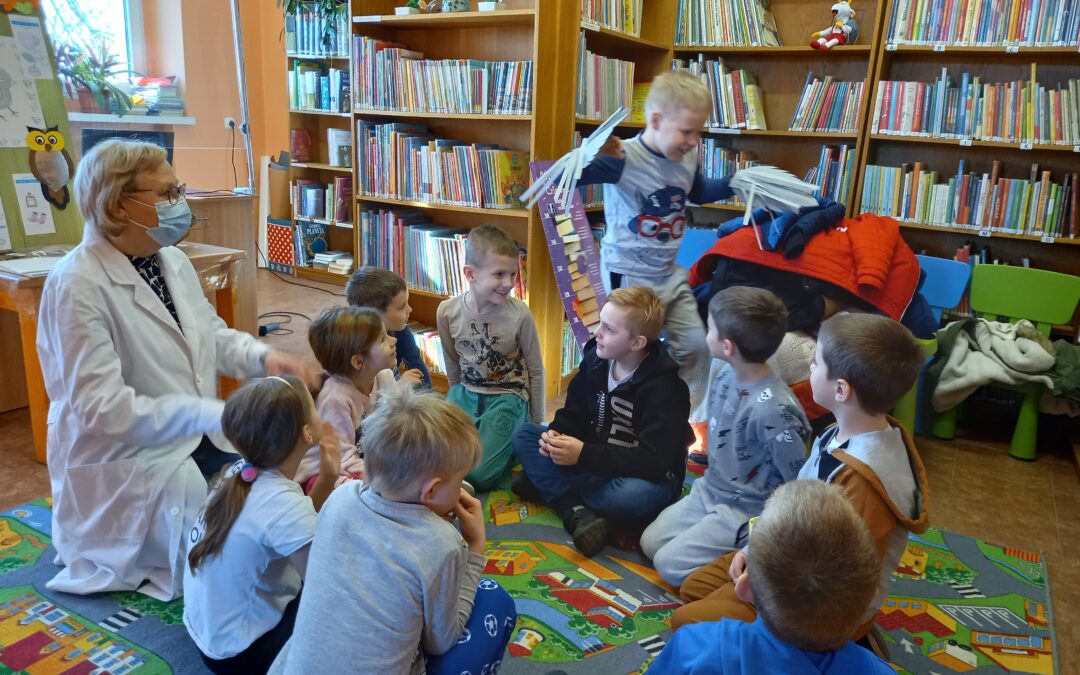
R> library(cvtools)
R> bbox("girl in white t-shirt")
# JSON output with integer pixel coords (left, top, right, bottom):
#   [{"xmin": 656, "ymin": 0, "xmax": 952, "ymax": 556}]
[
  {"xmin": 296, "ymin": 306, "xmax": 403, "ymax": 491},
  {"xmin": 183, "ymin": 375, "xmax": 341, "ymax": 674}
]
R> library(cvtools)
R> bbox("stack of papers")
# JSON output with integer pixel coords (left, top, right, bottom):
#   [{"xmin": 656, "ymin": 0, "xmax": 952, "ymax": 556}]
[{"xmin": 0, "ymin": 256, "xmax": 63, "ymax": 277}]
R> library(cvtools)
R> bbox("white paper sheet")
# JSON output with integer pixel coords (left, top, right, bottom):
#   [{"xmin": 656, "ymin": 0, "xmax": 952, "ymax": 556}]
[
  {"xmin": 12, "ymin": 173, "xmax": 56, "ymax": 236},
  {"xmin": 8, "ymin": 16, "xmax": 54, "ymax": 80},
  {"xmin": 0, "ymin": 256, "xmax": 62, "ymax": 276},
  {"xmin": 0, "ymin": 197, "xmax": 10, "ymax": 251},
  {"xmin": 0, "ymin": 37, "xmax": 46, "ymax": 148}
]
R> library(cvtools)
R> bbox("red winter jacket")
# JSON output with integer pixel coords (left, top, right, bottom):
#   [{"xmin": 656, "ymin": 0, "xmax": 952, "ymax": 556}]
[{"xmin": 689, "ymin": 213, "xmax": 920, "ymax": 320}]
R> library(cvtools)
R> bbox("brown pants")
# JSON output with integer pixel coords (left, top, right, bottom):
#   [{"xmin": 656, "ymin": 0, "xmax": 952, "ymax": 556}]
[{"xmin": 672, "ymin": 551, "xmax": 877, "ymax": 641}]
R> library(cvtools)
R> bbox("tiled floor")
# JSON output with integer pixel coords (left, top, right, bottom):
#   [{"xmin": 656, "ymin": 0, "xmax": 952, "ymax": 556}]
[{"xmin": 3, "ymin": 269, "xmax": 1077, "ymax": 672}]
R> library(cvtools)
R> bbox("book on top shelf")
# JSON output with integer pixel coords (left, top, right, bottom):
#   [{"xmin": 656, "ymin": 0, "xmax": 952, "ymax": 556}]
[
  {"xmin": 675, "ymin": 0, "xmax": 782, "ymax": 47},
  {"xmin": 285, "ymin": 2, "xmax": 350, "ymax": 56},
  {"xmin": 674, "ymin": 55, "xmax": 766, "ymax": 130},
  {"xmin": 871, "ymin": 67, "xmax": 1079, "ymax": 146},
  {"xmin": 352, "ymin": 36, "xmax": 534, "ymax": 115},
  {"xmin": 804, "ymin": 145, "xmax": 856, "ymax": 205},
  {"xmin": 885, "ymin": 0, "xmax": 1080, "ymax": 45},
  {"xmin": 790, "ymin": 73, "xmax": 864, "ymax": 133},
  {"xmin": 581, "ymin": 0, "xmax": 644, "ymax": 36}
]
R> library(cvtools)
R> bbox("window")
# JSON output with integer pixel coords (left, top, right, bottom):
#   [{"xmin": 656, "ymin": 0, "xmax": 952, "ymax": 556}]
[{"xmin": 42, "ymin": 0, "xmax": 144, "ymax": 77}]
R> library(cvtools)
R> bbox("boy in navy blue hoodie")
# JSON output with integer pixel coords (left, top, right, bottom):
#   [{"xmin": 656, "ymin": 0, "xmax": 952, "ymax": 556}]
[{"xmin": 511, "ymin": 286, "xmax": 693, "ymax": 557}]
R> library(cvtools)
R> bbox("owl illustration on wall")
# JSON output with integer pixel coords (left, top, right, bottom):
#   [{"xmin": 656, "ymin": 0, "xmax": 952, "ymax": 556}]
[{"xmin": 26, "ymin": 125, "xmax": 74, "ymax": 210}]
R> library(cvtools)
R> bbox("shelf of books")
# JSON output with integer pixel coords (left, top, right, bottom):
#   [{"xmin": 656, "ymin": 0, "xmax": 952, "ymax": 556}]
[
  {"xmin": 279, "ymin": 0, "xmax": 568, "ymax": 394},
  {"xmin": 854, "ymin": 0, "xmax": 1080, "ymax": 284}
]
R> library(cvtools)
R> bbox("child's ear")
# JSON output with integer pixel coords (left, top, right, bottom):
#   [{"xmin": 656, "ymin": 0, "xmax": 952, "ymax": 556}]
[
  {"xmin": 301, "ymin": 422, "xmax": 315, "ymax": 446},
  {"xmin": 350, "ymin": 354, "xmax": 364, "ymax": 371},
  {"xmin": 835, "ymin": 378, "xmax": 853, "ymax": 403},
  {"xmin": 630, "ymin": 335, "xmax": 648, "ymax": 352},
  {"xmin": 463, "ymin": 264, "xmax": 477, "ymax": 284},
  {"xmin": 648, "ymin": 109, "xmax": 662, "ymax": 130},
  {"xmin": 419, "ymin": 476, "xmax": 443, "ymax": 507},
  {"xmin": 722, "ymin": 338, "xmax": 737, "ymax": 359}
]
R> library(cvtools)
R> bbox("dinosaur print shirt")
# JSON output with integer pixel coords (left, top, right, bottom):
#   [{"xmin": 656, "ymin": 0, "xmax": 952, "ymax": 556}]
[
  {"xmin": 437, "ymin": 293, "xmax": 545, "ymax": 423},
  {"xmin": 700, "ymin": 362, "xmax": 811, "ymax": 509}
]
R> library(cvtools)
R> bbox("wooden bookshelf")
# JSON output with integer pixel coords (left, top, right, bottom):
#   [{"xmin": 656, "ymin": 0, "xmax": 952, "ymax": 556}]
[
  {"xmin": 854, "ymin": 0, "xmax": 1080, "ymax": 283},
  {"xmin": 354, "ymin": 195, "xmax": 531, "ymax": 218}
]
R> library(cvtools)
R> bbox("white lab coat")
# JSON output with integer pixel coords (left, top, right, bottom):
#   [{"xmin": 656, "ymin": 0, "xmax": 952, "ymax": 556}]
[{"xmin": 36, "ymin": 227, "xmax": 268, "ymax": 600}]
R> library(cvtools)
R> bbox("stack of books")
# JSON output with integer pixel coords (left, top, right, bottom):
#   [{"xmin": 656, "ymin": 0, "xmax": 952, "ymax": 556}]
[
  {"xmin": 285, "ymin": 2, "xmax": 350, "ymax": 56},
  {"xmin": 129, "ymin": 78, "xmax": 185, "ymax": 116},
  {"xmin": 355, "ymin": 121, "xmax": 529, "ymax": 209},
  {"xmin": 561, "ymin": 321, "xmax": 584, "ymax": 376},
  {"xmin": 697, "ymin": 142, "xmax": 757, "ymax": 207},
  {"xmin": 352, "ymin": 36, "xmax": 533, "ymax": 115},
  {"xmin": 789, "ymin": 74, "xmax": 864, "ymax": 133},
  {"xmin": 411, "ymin": 325, "xmax": 447, "ymax": 375},
  {"xmin": 674, "ymin": 56, "xmax": 766, "ymax": 130},
  {"xmin": 674, "ymin": 0, "xmax": 781, "ymax": 47},
  {"xmin": 871, "ymin": 67, "xmax": 1080, "ymax": 146},
  {"xmin": 313, "ymin": 251, "xmax": 353, "ymax": 273},
  {"xmin": 861, "ymin": 160, "xmax": 1079, "ymax": 238},
  {"xmin": 358, "ymin": 208, "xmax": 529, "ymax": 299},
  {"xmin": 289, "ymin": 61, "xmax": 350, "ymax": 113},
  {"xmin": 576, "ymin": 32, "xmax": 635, "ymax": 120},
  {"xmin": 580, "ymin": 0, "xmax": 644, "ymax": 35},
  {"xmin": 294, "ymin": 220, "xmax": 328, "ymax": 268},
  {"xmin": 885, "ymin": 0, "xmax": 1080, "ymax": 45},
  {"xmin": 292, "ymin": 176, "xmax": 353, "ymax": 224},
  {"xmin": 803, "ymin": 145, "xmax": 856, "ymax": 205}
]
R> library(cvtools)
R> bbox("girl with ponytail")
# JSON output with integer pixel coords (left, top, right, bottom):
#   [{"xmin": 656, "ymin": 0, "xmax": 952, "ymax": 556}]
[{"xmin": 183, "ymin": 375, "xmax": 340, "ymax": 674}]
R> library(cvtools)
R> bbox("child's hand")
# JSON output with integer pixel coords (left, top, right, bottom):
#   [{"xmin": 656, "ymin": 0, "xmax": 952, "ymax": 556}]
[
  {"xmin": 598, "ymin": 136, "xmax": 625, "ymax": 159},
  {"xmin": 454, "ymin": 490, "xmax": 486, "ymax": 555},
  {"xmin": 546, "ymin": 434, "xmax": 584, "ymax": 466},
  {"xmin": 264, "ymin": 350, "xmax": 321, "ymax": 390},
  {"xmin": 538, "ymin": 429, "xmax": 562, "ymax": 457},
  {"xmin": 318, "ymin": 422, "xmax": 343, "ymax": 478},
  {"xmin": 400, "ymin": 368, "xmax": 424, "ymax": 388}
]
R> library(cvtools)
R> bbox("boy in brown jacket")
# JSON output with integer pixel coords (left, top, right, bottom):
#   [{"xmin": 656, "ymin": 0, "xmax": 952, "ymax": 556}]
[{"xmin": 671, "ymin": 313, "xmax": 930, "ymax": 642}]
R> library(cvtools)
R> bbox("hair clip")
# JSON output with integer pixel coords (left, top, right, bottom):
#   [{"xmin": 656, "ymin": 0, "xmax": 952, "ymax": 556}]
[
  {"xmin": 239, "ymin": 463, "xmax": 259, "ymax": 483},
  {"xmin": 265, "ymin": 375, "xmax": 292, "ymax": 388}
]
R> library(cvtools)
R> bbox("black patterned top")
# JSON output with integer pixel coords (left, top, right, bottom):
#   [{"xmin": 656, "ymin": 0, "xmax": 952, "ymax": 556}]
[{"xmin": 127, "ymin": 255, "xmax": 181, "ymax": 330}]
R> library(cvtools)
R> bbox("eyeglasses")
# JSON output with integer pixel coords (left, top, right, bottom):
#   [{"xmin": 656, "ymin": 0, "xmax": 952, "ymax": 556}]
[{"xmin": 129, "ymin": 183, "xmax": 187, "ymax": 205}]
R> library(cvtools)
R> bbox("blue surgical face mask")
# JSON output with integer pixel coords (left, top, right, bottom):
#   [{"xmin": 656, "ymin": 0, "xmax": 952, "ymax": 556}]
[{"xmin": 128, "ymin": 196, "xmax": 194, "ymax": 247}]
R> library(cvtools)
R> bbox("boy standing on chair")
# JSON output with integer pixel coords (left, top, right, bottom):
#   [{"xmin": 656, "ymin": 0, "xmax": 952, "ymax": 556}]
[
  {"xmin": 671, "ymin": 313, "xmax": 930, "ymax": 645},
  {"xmin": 438, "ymin": 226, "xmax": 544, "ymax": 492},
  {"xmin": 511, "ymin": 287, "xmax": 692, "ymax": 557},
  {"xmin": 577, "ymin": 71, "xmax": 737, "ymax": 414}
]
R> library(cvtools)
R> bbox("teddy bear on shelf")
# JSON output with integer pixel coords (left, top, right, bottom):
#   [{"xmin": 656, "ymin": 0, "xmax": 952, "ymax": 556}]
[{"xmin": 810, "ymin": 1, "xmax": 859, "ymax": 50}]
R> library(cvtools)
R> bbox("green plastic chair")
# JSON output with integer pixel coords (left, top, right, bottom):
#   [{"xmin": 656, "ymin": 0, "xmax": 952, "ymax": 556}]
[
  {"xmin": 892, "ymin": 256, "xmax": 973, "ymax": 434},
  {"xmin": 930, "ymin": 264, "xmax": 1080, "ymax": 460}
]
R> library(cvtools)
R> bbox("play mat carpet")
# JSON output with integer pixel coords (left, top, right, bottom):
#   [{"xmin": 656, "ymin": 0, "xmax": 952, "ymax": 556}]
[{"xmin": 0, "ymin": 478, "xmax": 1058, "ymax": 674}]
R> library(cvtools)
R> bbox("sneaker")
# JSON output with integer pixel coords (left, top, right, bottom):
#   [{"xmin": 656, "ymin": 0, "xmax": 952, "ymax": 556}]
[
  {"xmin": 510, "ymin": 472, "xmax": 543, "ymax": 502},
  {"xmin": 565, "ymin": 507, "xmax": 609, "ymax": 557}
]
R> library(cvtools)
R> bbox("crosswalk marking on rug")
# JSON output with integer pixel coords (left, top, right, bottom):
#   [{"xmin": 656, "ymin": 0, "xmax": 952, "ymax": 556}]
[
  {"xmin": 950, "ymin": 583, "xmax": 986, "ymax": 598},
  {"xmin": 101, "ymin": 608, "xmax": 142, "ymax": 631},
  {"xmin": 638, "ymin": 635, "xmax": 666, "ymax": 656}
]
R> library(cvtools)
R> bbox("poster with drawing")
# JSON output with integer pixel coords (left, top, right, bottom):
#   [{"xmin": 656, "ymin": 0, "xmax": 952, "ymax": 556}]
[
  {"xmin": 12, "ymin": 173, "xmax": 56, "ymax": 235},
  {"xmin": 531, "ymin": 160, "xmax": 607, "ymax": 348},
  {"xmin": 8, "ymin": 16, "xmax": 55, "ymax": 80},
  {"xmin": 0, "ymin": 37, "xmax": 46, "ymax": 147}
]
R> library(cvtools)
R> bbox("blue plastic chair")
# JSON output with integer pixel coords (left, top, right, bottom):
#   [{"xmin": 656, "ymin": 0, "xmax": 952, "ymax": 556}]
[
  {"xmin": 891, "ymin": 256, "xmax": 972, "ymax": 434},
  {"xmin": 676, "ymin": 227, "xmax": 718, "ymax": 271}
]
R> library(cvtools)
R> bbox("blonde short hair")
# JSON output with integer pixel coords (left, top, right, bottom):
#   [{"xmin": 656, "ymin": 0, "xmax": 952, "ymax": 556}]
[
  {"xmin": 362, "ymin": 386, "xmax": 481, "ymax": 495},
  {"xmin": 465, "ymin": 225, "xmax": 519, "ymax": 267},
  {"xmin": 605, "ymin": 286, "xmax": 665, "ymax": 342},
  {"xmin": 750, "ymin": 480, "xmax": 881, "ymax": 651},
  {"xmin": 645, "ymin": 71, "xmax": 711, "ymax": 118},
  {"xmin": 74, "ymin": 139, "xmax": 169, "ymax": 236}
]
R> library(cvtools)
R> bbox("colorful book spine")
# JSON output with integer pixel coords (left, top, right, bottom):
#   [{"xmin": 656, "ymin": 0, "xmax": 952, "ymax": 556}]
[
  {"xmin": 674, "ymin": 0, "xmax": 782, "ymax": 46},
  {"xmin": 581, "ymin": 0, "xmax": 645, "ymax": 36},
  {"xmin": 802, "ymin": 145, "xmax": 856, "ymax": 205},
  {"xmin": 289, "ymin": 61, "xmax": 350, "ymax": 113},
  {"xmin": 789, "ymin": 74, "xmax": 864, "ymax": 133},
  {"xmin": 886, "ymin": 0, "xmax": 1080, "ymax": 44},
  {"xmin": 576, "ymin": 32, "xmax": 635, "ymax": 119},
  {"xmin": 285, "ymin": 2, "xmax": 350, "ymax": 57},
  {"xmin": 561, "ymin": 321, "xmax": 585, "ymax": 376},
  {"xmin": 674, "ymin": 56, "xmax": 767, "ymax": 130}
]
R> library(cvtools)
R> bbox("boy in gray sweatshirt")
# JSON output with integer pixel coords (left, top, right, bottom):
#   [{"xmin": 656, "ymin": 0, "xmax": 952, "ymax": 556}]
[{"xmin": 269, "ymin": 388, "xmax": 516, "ymax": 675}]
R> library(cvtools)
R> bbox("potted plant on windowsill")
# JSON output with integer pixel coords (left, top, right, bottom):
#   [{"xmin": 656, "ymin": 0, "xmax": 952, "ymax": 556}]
[
  {"xmin": 55, "ymin": 39, "xmax": 135, "ymax": 117},
  {"xmin": 278, "ymin": 0, "xmax": 349, "ymax": 52}
]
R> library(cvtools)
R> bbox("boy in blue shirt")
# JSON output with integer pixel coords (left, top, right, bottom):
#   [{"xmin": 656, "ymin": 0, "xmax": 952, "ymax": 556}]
[
  {"xmin": 346, "ymin": 266, "xmax": 430, "ymax": 388},
  {"xmin": 647, "ymin": 479, "xmax": 894, "ymax": 675}
]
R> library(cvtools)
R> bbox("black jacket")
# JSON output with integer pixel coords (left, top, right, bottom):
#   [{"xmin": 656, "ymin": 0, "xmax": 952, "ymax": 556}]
[{"xmin": 549, "ymin": 338, "xmax": 692, "ymax": 484}]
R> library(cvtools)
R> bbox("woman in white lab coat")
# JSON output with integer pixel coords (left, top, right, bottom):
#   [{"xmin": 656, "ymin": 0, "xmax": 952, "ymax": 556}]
[{"xmin": 36, "ymin": 139, "xmax": 311, "ymax": 600}]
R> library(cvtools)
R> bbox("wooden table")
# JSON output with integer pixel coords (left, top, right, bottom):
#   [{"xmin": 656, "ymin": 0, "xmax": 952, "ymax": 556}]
[{"xmin": 0, "ymin": 243, "xmax": 247, "ymax": 464}]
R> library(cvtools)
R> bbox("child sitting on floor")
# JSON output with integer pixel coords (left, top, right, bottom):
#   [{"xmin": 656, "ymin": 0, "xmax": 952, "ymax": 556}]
[
  {"xmin": 641, "ymin": 286, "xmax": 811, "ymax": 587},
  {"xmin": 346, "ymin": 266, "xmax": 429, "ymax": 388},
  {"xmin": 647, "ymin": 479, "xmax": 895, "ymax": 674},
  {"xmin": 294, "ymin": 306, "xmax": 400, "ymax": 491},
  {"xmin": 183, "ymin": 376, "xmax": 341, "ymax": 674},
  {"xmin": 511, "ymin": 286, "xmax": 692, "ymax": 557},
  {"xmin": 270, "ymin": 387, "xmax": 517, "ymax": 675},
  {"xmin": 437, "ymin": 225, "xmax": 545, "ymax": 492},
  {"xmin": 672, "ymin": 313, "xmax": 930, "ymax": 643}
]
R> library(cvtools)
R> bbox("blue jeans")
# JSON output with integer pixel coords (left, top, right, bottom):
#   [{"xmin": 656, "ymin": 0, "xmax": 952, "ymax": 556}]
[
  {"xmin": 512, "ymin": 423, "xmax": 681, "ymax": 522},
  {"xmin": 425, "ymin": 579, "xmax": 516, "ymax": 675}
]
